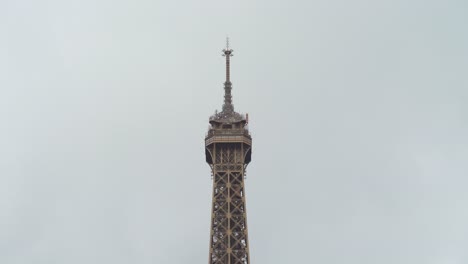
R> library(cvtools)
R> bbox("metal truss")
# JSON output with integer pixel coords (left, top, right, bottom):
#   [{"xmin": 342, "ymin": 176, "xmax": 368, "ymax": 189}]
[
  {"xmin": 208, "ymin": 144, "xmax": 250, "ymax": 264},
  {"xmin": 205, "ymin": 40, "xmax": 252, "ymax": 264}
]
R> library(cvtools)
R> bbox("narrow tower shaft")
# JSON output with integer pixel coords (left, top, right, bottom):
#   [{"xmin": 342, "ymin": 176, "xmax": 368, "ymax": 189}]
[
  {"xmin": 222, "ymin": 40, "xmax": 234, "ymax": 113},
  {"xmin": 209, "ymin": 144, "xmax": 250, "ymax": 264},
  {"xmin": 225, "ymin": 48, "xmax": 231, "ymax": 83},
  {"xmin": 206, "ymin": 40, "xmax": 252, "ymax": 264}
]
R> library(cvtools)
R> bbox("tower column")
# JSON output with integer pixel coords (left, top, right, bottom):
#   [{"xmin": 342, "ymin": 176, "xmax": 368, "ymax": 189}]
[
  {"xmin": 206, "ymin": 40, "xmax": 252, "ymax": 264},
  {"xmin": 209, "ymin": 144, "xmax": 250, "ymax": 264},
  {"xmin": 222, "ymin": 39, "xmax": 234, "ymax": 113}
]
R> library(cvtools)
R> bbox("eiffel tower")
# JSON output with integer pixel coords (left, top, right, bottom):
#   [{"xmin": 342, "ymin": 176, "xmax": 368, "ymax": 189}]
[{"xmin": 205, "ymin": 40, "xmax": 252, "ymax": 264}]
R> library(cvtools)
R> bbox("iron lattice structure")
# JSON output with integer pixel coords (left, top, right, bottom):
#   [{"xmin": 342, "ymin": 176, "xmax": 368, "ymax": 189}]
[{"xmin": 205, "ymin": 41, "xmax": 252, "ymax": 264}]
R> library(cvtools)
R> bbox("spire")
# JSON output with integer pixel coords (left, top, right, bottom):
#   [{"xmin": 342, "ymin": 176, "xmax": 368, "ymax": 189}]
[
  {"xmin": 209, "ymin": 38, "xmax": 244, "ymax": 123},
  {"xmin": 222, "ymin": 37, "xmax": 234, "ymax": 113}
]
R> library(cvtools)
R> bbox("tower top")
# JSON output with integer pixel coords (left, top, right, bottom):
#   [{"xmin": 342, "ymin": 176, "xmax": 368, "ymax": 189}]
[
  {"xmin": 222, "ymin": 37, "xmax": 233, "ymax": 110},
  {"xmin": 209, "ymin": 38, "xmax": 245, "ymax": 124},
  {"xmin": 223, "ymin": 37, "xmax": 233, "ymax": 57}
]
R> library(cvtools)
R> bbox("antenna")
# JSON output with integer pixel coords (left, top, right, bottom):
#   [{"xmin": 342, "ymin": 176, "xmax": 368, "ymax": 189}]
[
  {"xmin": 222, "ymin": 37, "xmax": 234, "ymax": 112},
  {"xmin": 222, "ymin": 36, "xmax": 233, "ymax": 57}
]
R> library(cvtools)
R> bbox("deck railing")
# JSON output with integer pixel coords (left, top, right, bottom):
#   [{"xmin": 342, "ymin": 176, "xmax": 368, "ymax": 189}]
[{"xmin": 205, "ymin": 129, "xmax": 250, "ymax": 138}]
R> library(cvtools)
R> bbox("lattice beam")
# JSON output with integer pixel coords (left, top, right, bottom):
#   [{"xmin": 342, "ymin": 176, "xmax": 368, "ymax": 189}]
[{"xmin": 208, "ymin": 144, "xmax": 250, "ymax": 264}]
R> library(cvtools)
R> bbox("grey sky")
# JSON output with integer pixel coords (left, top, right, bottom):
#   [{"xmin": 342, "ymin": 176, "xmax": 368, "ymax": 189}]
[{"xmin": 1, "ymin": 0, "xmax": 468, "ymax": 263}]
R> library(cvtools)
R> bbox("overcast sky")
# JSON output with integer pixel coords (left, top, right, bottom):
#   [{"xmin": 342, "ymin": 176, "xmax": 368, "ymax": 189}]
[{"xmin": 1, "ymin": 0, "xmax": 468, "ymax": 263}]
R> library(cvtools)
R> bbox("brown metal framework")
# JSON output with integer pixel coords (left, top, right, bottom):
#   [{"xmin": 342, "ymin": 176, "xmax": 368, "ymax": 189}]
[{"xmin": 205, "ymin": 40, "xmax": 252, "ymax": 264}]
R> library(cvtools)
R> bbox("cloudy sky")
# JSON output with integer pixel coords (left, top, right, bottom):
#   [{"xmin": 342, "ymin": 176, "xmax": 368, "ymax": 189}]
[{"xmin": 1, "ymin": 0, "xmax": 468, "ymax": 263}]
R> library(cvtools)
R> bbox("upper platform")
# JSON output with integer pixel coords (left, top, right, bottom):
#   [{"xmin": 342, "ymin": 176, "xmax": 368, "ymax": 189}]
[{"xmin": 205, "ymin": 123, "xmax": 251, "ymax": 147}]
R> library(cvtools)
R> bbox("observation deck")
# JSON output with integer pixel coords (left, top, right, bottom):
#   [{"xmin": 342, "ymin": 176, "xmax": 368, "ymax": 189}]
[{"xmin": 205, "ymin": 127, "xmax": 252, "ymax": 146}]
